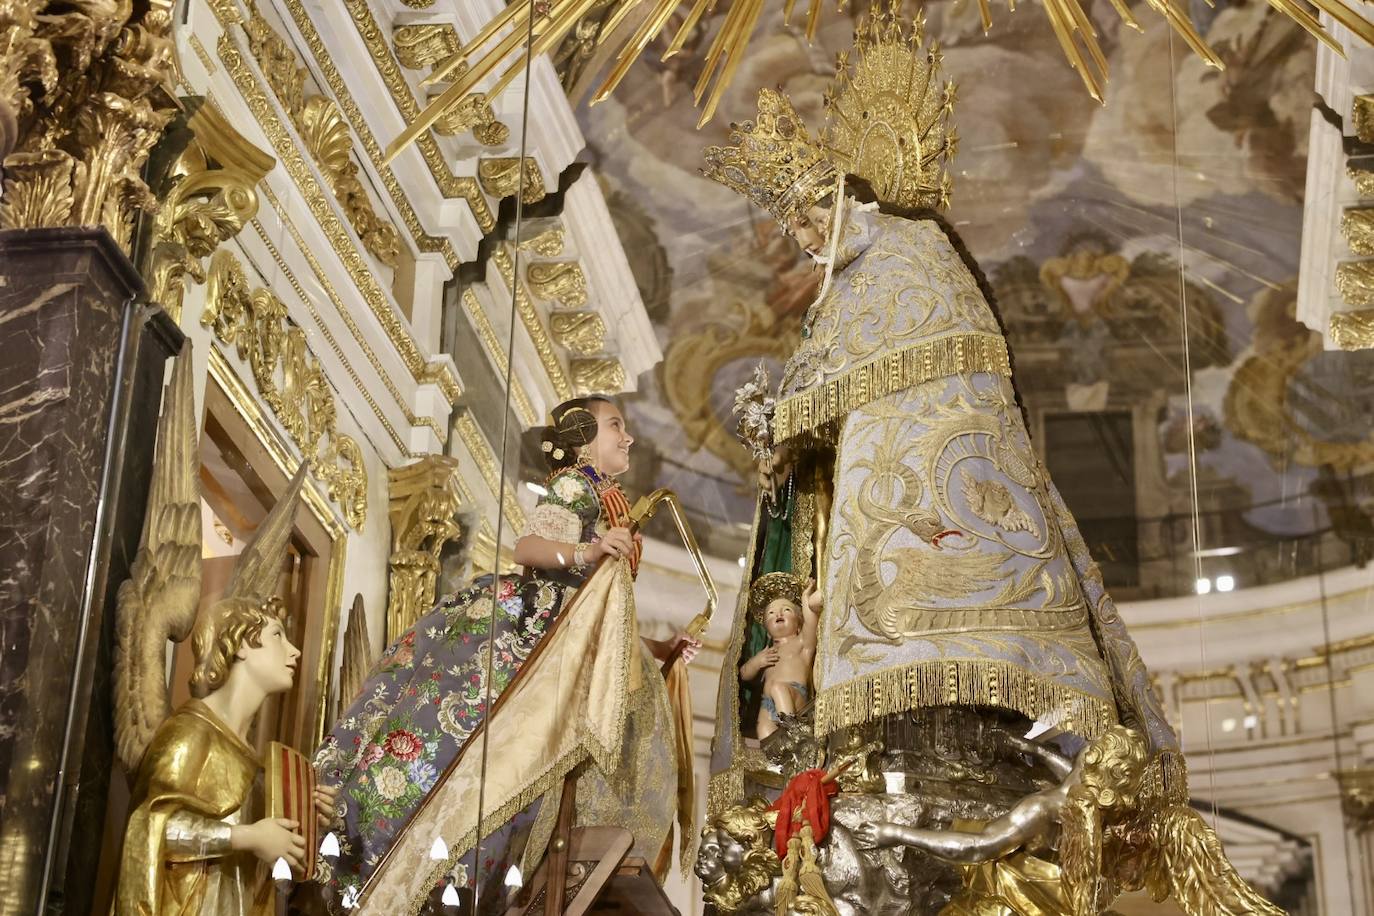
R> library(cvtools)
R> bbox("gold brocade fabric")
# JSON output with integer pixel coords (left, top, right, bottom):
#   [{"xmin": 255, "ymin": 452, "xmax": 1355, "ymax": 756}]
[
  {"xmin": 358, "ymin": 559, "xmax": 652, "ymax": 914},
  {"xmin": 813, "ymin": 378, "xmax": 1120, "ymax": 739},
  {"xmin": 117, "ymin": 700, "xmax": 271, "ymax": 916}
]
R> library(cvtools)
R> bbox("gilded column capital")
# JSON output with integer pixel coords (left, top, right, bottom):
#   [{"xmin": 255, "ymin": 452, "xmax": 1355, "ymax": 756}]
[
  {"xmin": 385, "ymin": 455, "xmax": 464, "ymax": 640},
  {"xmin": 0, "ymin": 0, "xmax": 177, "ymax": 250}
]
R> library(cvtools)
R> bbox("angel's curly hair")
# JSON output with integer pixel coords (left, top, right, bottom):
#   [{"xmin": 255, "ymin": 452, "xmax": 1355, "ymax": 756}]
[{"xmin": 189, "ymin": 595, "xmax": 289, "ymax": 698}]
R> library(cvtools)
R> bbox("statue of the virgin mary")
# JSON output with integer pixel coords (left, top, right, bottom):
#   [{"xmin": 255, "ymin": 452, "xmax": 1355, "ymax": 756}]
[{"xmin": 702, "ymin": 11, "xmax": 1180, "ymax": 815}]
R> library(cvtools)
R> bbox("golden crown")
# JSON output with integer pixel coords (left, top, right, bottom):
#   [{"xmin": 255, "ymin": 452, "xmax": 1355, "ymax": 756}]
[
  {"xmin": 823, "ymin": 4, "xmax": 957, "ymax": 211},
  {"xmin": 702, "ymin": 89, "xmax": 838, "ymax": 225},
  {"xmin": 749, "ymin": 571, "xmax": 803, "ymax": 623}
]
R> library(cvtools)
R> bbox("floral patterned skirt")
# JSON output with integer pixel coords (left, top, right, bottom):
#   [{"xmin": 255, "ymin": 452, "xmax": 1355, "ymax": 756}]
[{"xmin": 313, "ymin": 571, "xmax": 575, "ymax": 908}]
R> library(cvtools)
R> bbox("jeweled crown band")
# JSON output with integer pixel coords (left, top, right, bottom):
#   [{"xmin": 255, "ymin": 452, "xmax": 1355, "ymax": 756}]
[{"xmin": 773, "ymin": 331, "xmax": 1012, "ymax": 443}]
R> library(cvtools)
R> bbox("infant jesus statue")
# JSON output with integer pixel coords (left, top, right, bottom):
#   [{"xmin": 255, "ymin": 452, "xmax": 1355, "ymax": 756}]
[{"xmin": 739, "ymin": 572, "xmax": 821, "ymax": 740}]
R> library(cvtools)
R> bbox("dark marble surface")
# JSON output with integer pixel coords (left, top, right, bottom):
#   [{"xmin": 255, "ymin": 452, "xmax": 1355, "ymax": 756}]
[
  {"xmin": 0, "ymin": 228, "xmax": 146, "ymax": 915},
  {"xmin": 56, "ymin": 306, "xmax": 182, "ymax": 916}
]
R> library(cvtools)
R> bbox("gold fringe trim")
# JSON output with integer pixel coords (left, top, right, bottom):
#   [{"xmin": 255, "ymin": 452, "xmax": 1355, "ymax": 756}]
[
  {"xmin": 812, "ymin": 658, "xmax": 1119, "ymax": 740},
  {"xmin": 774, "ymin": 332, "xmax": 1012, "ymax": 443}
]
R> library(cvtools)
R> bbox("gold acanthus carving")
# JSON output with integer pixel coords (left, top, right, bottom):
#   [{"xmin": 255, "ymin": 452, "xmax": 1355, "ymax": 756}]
[
  {"xmin": 243, "ymin": 7, "xmax": 401, "ymax": 268},
  {"xmin": 334, "ymin": 0, "xmax": 495, "ymax": 225},
  {"xmin": 550, "ymin": 311, "xmax": 607, "ymax": 355},
  {"xmin": 1342, "ymin": 207, "xmax": 1374, "ymax": 256},
  {"xmin": 214, "ymin": 0, "xmax": 470, "ymax": 263},
  {"xmin": 215, "ymin": 35, "xmax": 463, "ymax": 408},
  {"xmin": 1331, "ymin": 309, "xmax": 1374, "ymax": 350},
  {"xmin": 478, "ymin": 156, "xmax": 547, "ymax": 204},
  {"xmin": 148, "ymin": 102, "xmax": 275, "ymax": 322},
  {"xmin": 526, "ymin": 260, "xmax": 589, "ymax": 307},
  {"xmin": 386, "ymin": 456, "xmax": 463, "ymax": 640},
  {"xmin": 203, "ymin": 249, "xmax": 369, "ymax": 529},
  {"xmin": 0, "ymin": 0, "xmax": 177, "ymax": 251},
  {"xmin": 493, "ymin": 247, "xmax": 573, "ymax": 399},
  {"xmin": 571, "ymin": 356, "xmax": 626, "ymax": 395},
  {"xmin": 520, "ymin": 224, "xmax": 566, "ymax": 258},
  {"xmin": 392, "ymin": 25, "xmax": 507, "ymax": 146},
  {"xmin": 1336, "ymin": 261, "xmax": 1374, "ymax": 306}
]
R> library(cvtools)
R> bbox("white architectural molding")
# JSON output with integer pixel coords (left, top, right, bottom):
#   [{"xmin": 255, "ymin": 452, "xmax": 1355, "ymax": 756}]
[
  {"xmin": 1296, "ymin": 14, "xmax": 1374, "ymax": 347},
  {"xmin": 563, "ymin": 170, "xmax": 663, "ymax": 388}
]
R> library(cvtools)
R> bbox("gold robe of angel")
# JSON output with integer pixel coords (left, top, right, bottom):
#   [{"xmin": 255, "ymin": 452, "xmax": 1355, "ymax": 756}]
[{"xmin": 119, "ymin": 700, "xmax": 271, "ymax": 916}]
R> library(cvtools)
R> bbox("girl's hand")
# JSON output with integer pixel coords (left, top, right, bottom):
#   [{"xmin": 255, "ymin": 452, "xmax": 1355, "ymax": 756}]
[
  {"xmin": 589, "ymin": 527, "xmax": 635, "ymax": 562},
  {"xmin": 669, "ymin": 631, "xmax": 701, "ymax": 665},
  {"xmin": 313, "ymin": 783, "xmax": 340, "ymax": 829}
]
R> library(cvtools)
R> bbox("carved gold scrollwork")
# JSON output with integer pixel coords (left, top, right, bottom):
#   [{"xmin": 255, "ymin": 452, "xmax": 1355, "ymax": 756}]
[
  {"xmin": 1342, "ymin": 208, "xmax": 1374, "ymax": 256},
  {"xmin": 550, "ymin": 311, "xmax": 606, "ymax": 355},
  {"xmin": 243, "ymin": 5, "xmax": 401, "ymax": 268},
  {"xmin": 148, "ymin": 103, "xmax": 275, "ymax": 322},
  {"xmin": 0, "ymin": 0, "xmax": 177, "ymax": 250},
  {"xmin": 527, "ymin": 260, "xmax": 589, "ymax": 307},
  {"xmin": 1354, "ymin": 95, "xmax": 1374, "ymax": 146},
  {"xmin": 392, "ymin": 24, "xmax": 508, "ymax": 146},
  {"xmin": 478, "ymin": 156, "xmax": 546, "ymax": 204},
  {"xmin": 1352, "ymin": 166, "xmax": 1374, "ymax": 199},
  {"xmin": 386, "ymin": 455, "xmax": 463, "ymax": 641},
  {"xmin": 1331, "ymin": 309, "xmax": 1374, "ymax": 350},
  {"xmin": 520, "ymin": 224, "xmax": 566, "ymax": 258},
  {"xmin": 1336, "ymin": 261, "xmax": 1374, "ymax": 306},
  {"xmin": 203, "ymin": 250, "xmax": 369, "ymax": 529},
  {"xmin": 571, "ymin": 357, "xmax": 625, "ymax": 395}
]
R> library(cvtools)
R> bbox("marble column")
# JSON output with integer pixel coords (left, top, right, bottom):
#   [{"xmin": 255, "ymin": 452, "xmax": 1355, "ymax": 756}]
[{"xmin": 0, "ymin": 228, "xmax": 181, "ymax": 915}]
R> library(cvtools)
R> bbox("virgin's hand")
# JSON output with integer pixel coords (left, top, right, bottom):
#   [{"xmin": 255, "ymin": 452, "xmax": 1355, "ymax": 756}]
[
  {"xmin": 232, "ymin": 818, "xmax": 306, "ymax": 871},
  {"xmin": 590, "ymin": 527, "xmax": 635, "ymax": 562},
  {"xmin": 756, "ymin": 455, "xmax": 776, "ymax": 502}
]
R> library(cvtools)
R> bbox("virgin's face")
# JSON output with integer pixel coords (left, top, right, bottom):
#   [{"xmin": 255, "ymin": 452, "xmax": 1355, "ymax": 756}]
[
  {"xmin": 786, "ymin": 203, "xmax": 831, "ymax": 255},
  {"xmin": 589, "ymin": 402, "xmax": 633, "ymax": 476},
  {"xmin": 237, "ymin": 618, "xmax": 300, "ymax": 695}
]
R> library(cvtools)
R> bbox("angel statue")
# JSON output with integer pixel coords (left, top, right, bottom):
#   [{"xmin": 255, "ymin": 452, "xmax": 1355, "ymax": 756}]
[
  {"xmin": 113, "ymin": 349, "xmax": 332, "ymax": 916},
  {"xmin": 855, "ymin": 726, "xmax": 1282, "ymax": 916},
  {"xmin": 700, "ymin": 6, "xmax": 1279, "ymax": 914}
]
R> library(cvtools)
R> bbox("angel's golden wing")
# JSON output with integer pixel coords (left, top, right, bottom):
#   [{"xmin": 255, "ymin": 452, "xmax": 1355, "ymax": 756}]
[
  {"xmin": 1058, "ymin": 792, "xmax": 1102, "ymax": 916},
  {"xmin": 1146, "ymin": 805, "xmax": 1285, "ymax": 916},
  {"xmin": 113, "ymin": 349, "xmax": 202, "ymax": 773}
]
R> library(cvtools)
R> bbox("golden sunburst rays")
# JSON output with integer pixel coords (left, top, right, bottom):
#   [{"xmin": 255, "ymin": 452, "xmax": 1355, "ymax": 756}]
[{"xmin": 381, "ymin": 0, "xmax": 1374, "ymax": 166}]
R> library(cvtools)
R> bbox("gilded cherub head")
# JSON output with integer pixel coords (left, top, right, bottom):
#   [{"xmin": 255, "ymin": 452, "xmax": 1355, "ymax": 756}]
[{"xmin": 697, "ymin": 798, "xmax": 780, "ymax": 912}]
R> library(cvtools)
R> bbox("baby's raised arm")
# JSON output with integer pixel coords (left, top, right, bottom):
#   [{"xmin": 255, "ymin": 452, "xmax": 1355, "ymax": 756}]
[{"xmin": 801, "ymin": 579, "xmax": 822, "ymax": 651}]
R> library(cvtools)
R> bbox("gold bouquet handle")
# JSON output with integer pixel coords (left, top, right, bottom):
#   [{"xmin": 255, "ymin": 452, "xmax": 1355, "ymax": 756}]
[{"xmin": 628, "ymin": 488, "xmax": 717, "ymax": 671}]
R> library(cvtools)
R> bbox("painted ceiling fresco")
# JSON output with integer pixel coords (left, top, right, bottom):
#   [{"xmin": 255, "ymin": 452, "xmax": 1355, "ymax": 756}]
[{"xmin": 567, "ymin": 0, "xmax": 1374, "ymax": 588}]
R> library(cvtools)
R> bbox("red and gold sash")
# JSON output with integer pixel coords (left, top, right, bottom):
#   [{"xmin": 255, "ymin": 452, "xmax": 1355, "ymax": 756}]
[{"xmin": 598, "ymin": 483, "xmax": 642, "ymax": 575}]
